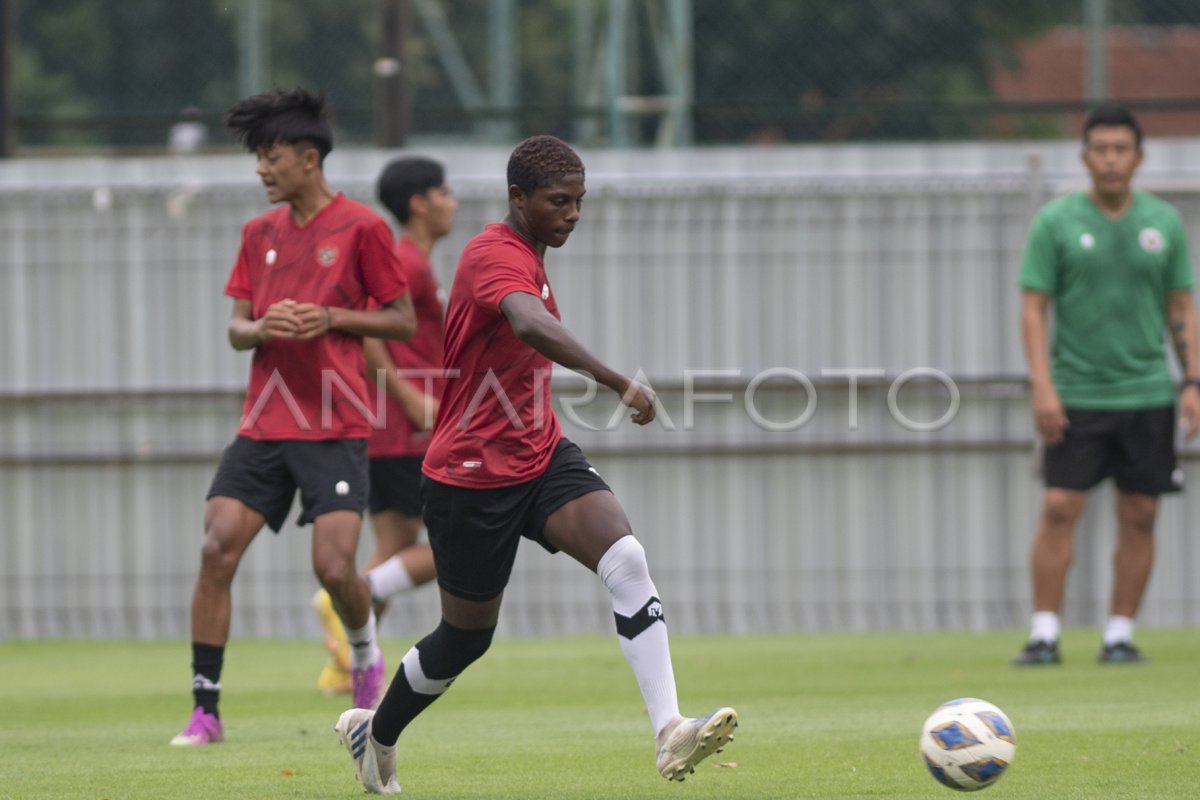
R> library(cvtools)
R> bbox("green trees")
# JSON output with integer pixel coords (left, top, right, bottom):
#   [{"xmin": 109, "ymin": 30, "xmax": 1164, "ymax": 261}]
[
  {"xmin": 691, "ymin": 0, "xmax": 1077, "ymax": 141},
  {"xmin": 10, "ymin": 0, "xmax": 1193, "ymax": 149},
  {"xmin": 17, "ymin": 0, "xmax": 235, "ymax": 147}
]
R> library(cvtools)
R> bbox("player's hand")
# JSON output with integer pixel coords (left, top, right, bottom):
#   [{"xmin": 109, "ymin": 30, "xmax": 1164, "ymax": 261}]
[
  {"xmin": 1031, "ymin": 383, "xmax": 1068, "ymax": 445},
  {"xmin": 292, "ymin": 302, "xmax": 333, "ymax": 340},
  {"xmin": 257, "ymin": 299, "xmax": 303, "ymax": 341},
  {"xmin": 1180, "ymin": 384, "xmax": 1200, "ymax": 441},
  {"xmin": 620, "ymin": 378, "xmax": 657, "ymax": 425}
]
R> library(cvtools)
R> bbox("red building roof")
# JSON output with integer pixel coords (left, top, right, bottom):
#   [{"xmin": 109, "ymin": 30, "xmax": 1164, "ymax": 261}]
[{"xmin": 990, "ymin": 26, "xmax": 1200, "ymax": 136}]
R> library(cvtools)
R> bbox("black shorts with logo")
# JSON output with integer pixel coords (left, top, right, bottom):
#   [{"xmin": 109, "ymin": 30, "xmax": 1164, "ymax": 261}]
[
  {"xmin": 1043, "ymin": 406, "xmax": 1181, "ymax": 495},
  {"xmin": 207, "ymin": 436, "xmax": 369, "ymax": 531},
  {"xmin": 368, "ymin": 455, "xmax": 425, "ymax": 517},
  {"xmin": 421, "ymin": 438, "xmax": 611, "ymax": 602}
]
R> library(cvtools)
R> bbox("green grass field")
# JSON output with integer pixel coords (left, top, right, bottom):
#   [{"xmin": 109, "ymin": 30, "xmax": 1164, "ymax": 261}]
[{"xmin": 1, "ymin": 629, "xmax": 1197, "ymax": 799}]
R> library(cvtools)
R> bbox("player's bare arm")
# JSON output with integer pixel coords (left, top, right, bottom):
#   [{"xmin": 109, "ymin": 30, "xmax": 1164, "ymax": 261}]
[
  {"xmin": 295, "ymin": 293, "xmax": 416, "ymax": 342},
  {"xmin": 500, "ymin": 291, "xmax": 656, "ymax": 424},
  {"xmin": 1167, "ymin": 288, "xmax": 1200, "ymax": 439},
  {"xmin": 363, "ymin": 336, "xmax": 439, "ymax": 430},
  {"xmin": 1020, "ymin": 290, "xmax": 1067, "ymax": 444}
]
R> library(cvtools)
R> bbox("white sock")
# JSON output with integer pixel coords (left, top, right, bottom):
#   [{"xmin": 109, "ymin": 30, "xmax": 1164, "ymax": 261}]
[
  {"xmin": 367, "ymin": 555, "xmax": 415, "ymax": 602},
  {"xmin": 1103, "ymin": 615, "xmax": 1134, "ymax": 646},
  {"xmin": 1030, "ymin": 611, "xmax": 1060, "ymax": 643},
  {"xmin": 345, "ymin": 610, "xmax": 381, "ymax": 670},
  {"xmin": 597, "ymin": 535, "xmax": 680, "ymax": 736}
]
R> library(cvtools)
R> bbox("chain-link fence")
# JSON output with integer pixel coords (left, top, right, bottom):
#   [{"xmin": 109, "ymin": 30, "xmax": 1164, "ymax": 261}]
[{"xmin": 6, "ymin": 0, "xmax": 1200, "ymax": 154}]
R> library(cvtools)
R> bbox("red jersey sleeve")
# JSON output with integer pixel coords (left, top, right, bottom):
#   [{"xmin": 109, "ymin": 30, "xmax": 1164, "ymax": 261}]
[
  {"xmin": 474, "ymin": 243, "xmax": 542, "ymax": 313},
  {"xmin": 224, "ymin": 226, "xmax": 254, "ymax": 300},
  {"xmin": 359, "ymin": 217, "xmax": 409, "ymax": 306}
]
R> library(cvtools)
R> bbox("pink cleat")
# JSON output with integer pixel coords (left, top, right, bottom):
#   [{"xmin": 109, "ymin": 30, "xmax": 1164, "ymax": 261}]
[
  {"xmin": 352, "ymin": 652, "xmax": 387, "ymax": 710},
  {"xmin": 169, "ymin": 706, "xmax": 224, "ymax": 747}
]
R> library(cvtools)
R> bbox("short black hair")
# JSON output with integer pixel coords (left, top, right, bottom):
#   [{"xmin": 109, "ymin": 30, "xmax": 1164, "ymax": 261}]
[
  {"xmin": 224, "ymin": 87, "xmax": 333, "ymax": 162},
  {"xmin": 507, "ymin": 135, "xmax": 584, "ymax": 194},
  {"xmin": 377, "ymin": 157, "xmax": 445, "ymax": 224},
  {"xmin": 1083, "ymin": 105, "xmax": 1142, "ymax": 150}
]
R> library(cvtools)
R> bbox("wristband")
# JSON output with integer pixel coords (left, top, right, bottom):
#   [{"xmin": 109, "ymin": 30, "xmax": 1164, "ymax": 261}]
[{"xmin": 1183, "ymin": 378, "xmax": 1200, "ymax": 390}]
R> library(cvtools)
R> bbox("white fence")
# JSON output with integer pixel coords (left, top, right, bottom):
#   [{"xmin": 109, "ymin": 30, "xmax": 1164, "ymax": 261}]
[{"xmin": 3, "ymin": 140, "xmax": 1200, "ymax": 640}]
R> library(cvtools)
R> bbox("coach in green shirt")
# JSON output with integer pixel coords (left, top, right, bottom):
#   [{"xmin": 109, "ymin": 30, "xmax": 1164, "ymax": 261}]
[{"xmin": 1013, "ymin": 106, "xmax": 1200, "ymax": 666}]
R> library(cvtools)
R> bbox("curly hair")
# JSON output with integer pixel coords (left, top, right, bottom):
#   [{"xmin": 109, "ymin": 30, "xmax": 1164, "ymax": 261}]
[
  {"xmin": 507, "ymin": 135, "xmax": 584, "ymax": 193},
  {"xmin": 224, "ymin": 87, "xmax": 333, "ymax": 162}
]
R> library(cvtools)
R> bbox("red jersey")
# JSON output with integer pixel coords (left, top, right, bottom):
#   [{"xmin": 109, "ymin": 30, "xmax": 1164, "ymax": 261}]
[
  {"xmin": 422, "ymin": 223, "xmax": 563, "ymax": 487},
  {"xmin": 368, "ymin": 236, "xmax": 446, "ymax": 458},
  {"xmin": 224, "ymin": 194, "xmax": 409, "ymax": 441}
]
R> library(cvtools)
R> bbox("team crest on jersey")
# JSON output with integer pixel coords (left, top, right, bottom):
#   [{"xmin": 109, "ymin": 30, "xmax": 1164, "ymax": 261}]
[
  {"xmin": 265, "ymin": 248, "xmax": 278, "ymax": 265},
  {"xmin": 1139, "ymin": 227, "xmax": 1164, "ymax": 254},
  {"xmin": 317, "ymin": 242, "xmax": 341, "ymax": 267},
  {"xmin": 541, "ymin": 283, "xmax": 550, "ymax": 300},
  {"xmin": 1079, "ymin": 233, "xmax": 1095, "ymax": 250}
]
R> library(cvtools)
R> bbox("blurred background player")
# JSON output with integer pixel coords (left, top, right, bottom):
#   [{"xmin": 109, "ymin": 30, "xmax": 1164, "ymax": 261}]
[
  {"xmin": 170, "ymin": 87, "xmax": 416, "ymax": 746},
  {"xmin": 1012, "ymin": 106, "xmax": 1200, "ymax": 667},
  {"xmin": 314, "ymin": 156, "xmax": 455, "ymax": 695},
  {"xmin": 334, "ymin": 135, "xmax": 736, "ymax": 794},
  {"xmin": 167, "ymin": 105, "xmax": 208, "ymax": 154}
]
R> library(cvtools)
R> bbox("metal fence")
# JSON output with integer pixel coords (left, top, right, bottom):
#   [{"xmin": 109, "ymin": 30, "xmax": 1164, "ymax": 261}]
[{"xmin": 3, "ymin": 138, "xmax": 1200, "ymax": 640}]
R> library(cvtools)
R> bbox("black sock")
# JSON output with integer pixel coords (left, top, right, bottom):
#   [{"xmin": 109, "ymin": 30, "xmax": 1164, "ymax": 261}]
[
  {"xmin": 372, "ymin": 622, "xmax": 494, "ymax": 746},
  {"xmin": 191, "ymin": 642, "xmax": 224, "ymax": 718}
]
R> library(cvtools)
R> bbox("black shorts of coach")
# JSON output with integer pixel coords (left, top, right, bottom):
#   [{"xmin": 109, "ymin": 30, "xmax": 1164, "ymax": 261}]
[
  {"xmin": 420, "ymin": 438, "xmax": 612, "ymax": 602},
  {"xmin": 368, "ymin": 455, "xmax": 425, "ymax": 517},
  {"xmin": 1043, "ymin": 406, "xmax": 1181, "ymax": 496},
  {"xmin": 207, "ymin": 436, "xmax": 369, "ymax": 532}
]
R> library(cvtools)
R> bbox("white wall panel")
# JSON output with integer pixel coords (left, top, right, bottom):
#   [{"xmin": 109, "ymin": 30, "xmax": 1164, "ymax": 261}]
[{"xmin": 3, "ymin": 140, "xmax": 1200, "ymax": 639}]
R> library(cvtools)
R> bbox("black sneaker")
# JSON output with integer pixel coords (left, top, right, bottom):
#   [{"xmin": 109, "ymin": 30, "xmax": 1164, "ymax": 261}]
[
  {"xmin": 1098, "ymin": 641, "xmax": 1147, "ymax": 664},
  {"xmin": 1011, "ymin": 639, "xmax": 1061, "ymax": 665}
]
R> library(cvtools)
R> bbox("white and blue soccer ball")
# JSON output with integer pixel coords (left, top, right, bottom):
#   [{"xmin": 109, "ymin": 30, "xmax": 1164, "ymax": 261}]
[{"xmin": 919, "ymin": 698, "xmax": 1016, "ymax": 791}]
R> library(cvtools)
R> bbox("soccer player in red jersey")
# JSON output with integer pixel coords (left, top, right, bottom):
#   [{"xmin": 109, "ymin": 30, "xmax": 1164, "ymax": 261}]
[
  {"xmin": 170, "ymin": 88, "xmax": 416, "ymax": 746},
  {"xmin": 313, "ymin": 157, "xmax": 453, "ymax": 695},
  {"xmin": 335, "ymin": 136, "xmax": 737, "ymax": 794}
]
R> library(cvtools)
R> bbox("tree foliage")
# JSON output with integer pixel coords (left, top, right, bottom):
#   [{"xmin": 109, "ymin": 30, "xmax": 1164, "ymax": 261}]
[
  {"xmin": 691, "ymin": 0, "xmax": 1080, "ymax": 141},
  {"xmin": 10, "ymin": 0, "xmax": 1197, "ymax": 149}
]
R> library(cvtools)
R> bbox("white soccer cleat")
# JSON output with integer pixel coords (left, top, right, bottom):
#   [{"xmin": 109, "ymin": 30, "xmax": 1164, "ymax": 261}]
[
  {"xmin": 655, "ymin": 707, "xmax": 738, "ymax": 781},
  {"xmin": 335, "ymin": 708, "xmax": 402, "ymax": 795}
]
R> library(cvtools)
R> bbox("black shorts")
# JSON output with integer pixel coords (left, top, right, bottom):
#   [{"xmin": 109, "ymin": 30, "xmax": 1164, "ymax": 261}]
[
  {"xmin": 421, "ymin": 438, "xmax": 611, "ymax": 602},
  {"xmin": 207, "ymin": 436, "xmax": 369, "ymax": 532},
  {"xmin": 368, "ymin": 455, "xmax": 424, "ymax": 517},
  {"xmin": 1043, "ymin": 406, "xmax": 1181, "ymax": 495}
]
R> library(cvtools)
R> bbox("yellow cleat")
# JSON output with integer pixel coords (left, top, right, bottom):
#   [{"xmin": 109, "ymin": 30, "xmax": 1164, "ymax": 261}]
[
  {"xmin": 318, "ymin": 658, "xmax": 353, "ymax": 695},
  {"xmin": 312, "ymin": 589, "xmax": 353, "ymax": 695}
]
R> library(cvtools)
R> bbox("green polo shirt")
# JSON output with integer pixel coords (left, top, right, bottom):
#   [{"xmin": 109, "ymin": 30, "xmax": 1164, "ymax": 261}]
[{"xmin": 1019, "ymin": 191, "xmax": 1194, "ymax": 409}]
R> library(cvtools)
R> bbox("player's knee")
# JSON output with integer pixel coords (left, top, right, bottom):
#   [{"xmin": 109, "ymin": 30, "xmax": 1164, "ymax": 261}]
[
  {"xmin": 597, "ymin": 535, "xmax": 651, "ymax": 589},
  {"xmin": 1117, "ymin": 496, "xmax": 1157, "ymax": 532},
  {"xmin": 418, "ymin": 620, "xmax": 495, "ymax": 679},
  {"xmin": 198, "ymin": 527, "xmax": 244, "ymax": 581},
  {"xmin": 1041, "ymin": 493, "xmax": 1084, "ymax": 529},
  {"xmin": 312, "ymin": 557, "xmax": 358, "ymax": 596}
]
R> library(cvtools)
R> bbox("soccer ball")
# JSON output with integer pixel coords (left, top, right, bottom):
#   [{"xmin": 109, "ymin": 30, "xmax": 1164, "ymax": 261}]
[{"xmin": 919, "ymin": 698, "xmax": 1016, "ymax": 791}]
